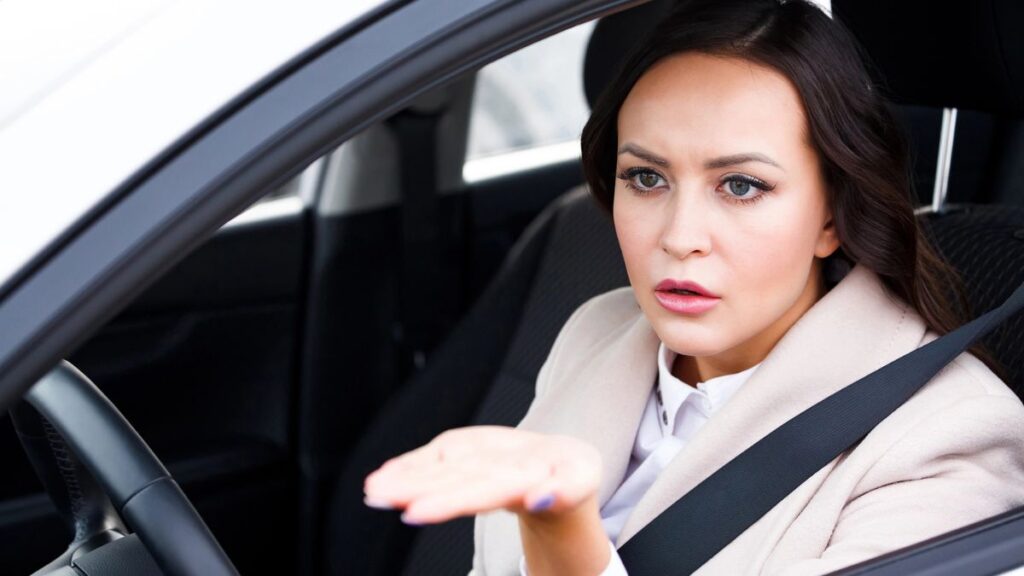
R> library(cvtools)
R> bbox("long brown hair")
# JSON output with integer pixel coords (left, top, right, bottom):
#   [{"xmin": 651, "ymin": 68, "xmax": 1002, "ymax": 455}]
[{"xmin": 581, "ymin": 0, "xmax": 1000, "ymax": 374}]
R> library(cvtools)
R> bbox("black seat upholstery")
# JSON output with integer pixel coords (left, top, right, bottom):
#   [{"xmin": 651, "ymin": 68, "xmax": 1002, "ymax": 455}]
[
  {"xmin": 325, "ymin": 2, "xmax": 1024, "ymax": 574},
  {"xmin": 831, "ymin": 0, "xmax": 1024, "ymax": 207},
  {"xmin": 324, "ymin": 188, "xmax": 627, "ymax": 575},
  {"xmin": 922, "ymin": 206, "xmax": 1024, "ymax": 395},
  {"xmin": 832, "ymin": 0, "xmax": 1024, "ymax": 392}
]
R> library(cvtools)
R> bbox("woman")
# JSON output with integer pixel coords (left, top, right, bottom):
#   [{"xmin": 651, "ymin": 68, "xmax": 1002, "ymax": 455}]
[{"xmin": 363, "ymin": 0, "xmax": 1024, "ymax": 574}]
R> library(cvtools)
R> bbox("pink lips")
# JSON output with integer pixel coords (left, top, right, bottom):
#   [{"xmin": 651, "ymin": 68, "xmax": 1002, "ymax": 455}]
[{"xmin": 654, "ymin": 279, "xmax": 720, "ymax": 315}]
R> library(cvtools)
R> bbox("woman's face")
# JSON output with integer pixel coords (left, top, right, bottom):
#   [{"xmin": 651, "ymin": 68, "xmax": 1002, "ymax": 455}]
[{"xmin": 613, "ymin": 52, "xmax": 840, "ymax": 379}]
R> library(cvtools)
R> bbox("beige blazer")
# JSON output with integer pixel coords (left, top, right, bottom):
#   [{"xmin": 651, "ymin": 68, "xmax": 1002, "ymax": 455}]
[{"xmin": 470, "ymin": 263, "xmax": 1024, "ymax": 575}]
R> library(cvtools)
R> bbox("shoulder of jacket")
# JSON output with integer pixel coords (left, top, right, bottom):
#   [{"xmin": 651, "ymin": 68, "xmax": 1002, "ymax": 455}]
[
  {"xmin": 536, "ymin": 286, "xmax": 643, "ymax": 391},
  {"xmin": 570, "ymin": 286, "xmax": 642, "ymax": 333},
  {"xmin": 858, "ymin": 331, "xmax": 1024, "ymax": 470},
  {"xmin": 846, "ymin": 339, "xmax": 1024, "ymax": 500},
  {"xmin": 908, "ymin": 349, "xmax": 1023, "ymax": 435},
  {"xmin": 917, "ymin": 329, "xmax": 1019, "ymax": 401}
]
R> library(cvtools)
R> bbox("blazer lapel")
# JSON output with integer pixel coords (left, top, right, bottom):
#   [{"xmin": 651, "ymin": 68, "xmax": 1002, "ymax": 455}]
[
  {"xmin": 614, "ymin": 263, "xmax": 928, "ymax": 545},
  {"xmin": 517, "ymin": 301, "xmax": 662, "ymax": 507}
]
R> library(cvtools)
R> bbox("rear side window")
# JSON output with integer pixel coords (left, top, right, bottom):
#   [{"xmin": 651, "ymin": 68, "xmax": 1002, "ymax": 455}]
[
  {"xmin": 462, "ymin": 1, "xmax": 831, "ymax": 183},
  {"xmin": 463, "ymin": 21, "xmax": 595, "ymax": 182}
]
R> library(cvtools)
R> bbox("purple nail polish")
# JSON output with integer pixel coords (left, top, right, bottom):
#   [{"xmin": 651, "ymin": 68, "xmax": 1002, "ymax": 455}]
[{"xmin": 530, "ymin": 493, "xmax": 555, "ymax": 512}]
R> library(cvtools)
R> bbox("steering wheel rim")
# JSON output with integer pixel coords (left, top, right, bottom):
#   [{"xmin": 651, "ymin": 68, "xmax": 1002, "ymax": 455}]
[{"xmin": 20, "ymin": 361, "xmax": 237, "ymax": 576}]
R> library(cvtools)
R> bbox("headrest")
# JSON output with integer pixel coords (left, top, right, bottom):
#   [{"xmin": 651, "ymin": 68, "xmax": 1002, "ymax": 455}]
[
  {"xmin": 583, "ymin": 1, "xmax": 1024, "ymax": 117},
  {"xmin": 831, "ymin": 0, "xmax": 1023, "ymax": 116},
  {"xmin": 583, "ymin": 1, "xmax": 672, "ymax": 109}
]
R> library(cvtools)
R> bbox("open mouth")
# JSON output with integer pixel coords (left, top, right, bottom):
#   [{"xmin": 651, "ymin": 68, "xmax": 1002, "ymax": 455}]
[{"xmin": 667, "ymin": 288, "xmax": 706, "ymax": 296}]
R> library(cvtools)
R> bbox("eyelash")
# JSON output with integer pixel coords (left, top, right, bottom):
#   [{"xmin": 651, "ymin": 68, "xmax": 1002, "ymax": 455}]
[{"xmin": 615, "ymin": 167, "xmax": 775, "ymax": 205}]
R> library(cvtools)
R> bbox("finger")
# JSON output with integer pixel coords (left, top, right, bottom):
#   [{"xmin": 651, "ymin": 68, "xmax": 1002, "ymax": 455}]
[
  {"xmin": 366, "ymin": 454, "xmax": 448, "ymax": 490},
  {"xmin": 399, "ymin": 453, "xmax": 557, "ymax": 520},
  {"xmin": 365, "ymin": 451, "xmax": 446, "ymax": 510},
  {"xmin": 397, "ymin": 467, "xmax": 548, "ymax": 524},
  {"xmin": 390, "ymin": 452, "xmax": 550, "ymax": 514},
  {"xmin": 366, "ymin": 460, "xmax": 480, "ymax": 507}
]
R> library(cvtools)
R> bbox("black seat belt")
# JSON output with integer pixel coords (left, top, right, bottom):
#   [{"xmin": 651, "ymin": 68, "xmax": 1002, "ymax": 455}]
[
  {"xmin": 389, "ymin": 108, "xmax": 451, "ymax": 380},
  {"xmin": 618, "ymin": 279, "xmax": 1024, "ymax": 575}
]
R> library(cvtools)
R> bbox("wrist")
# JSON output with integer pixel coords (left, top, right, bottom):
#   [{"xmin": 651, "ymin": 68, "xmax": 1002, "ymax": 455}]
[
  {"xmin": 519, "ymin": 492, "xmax": 598, "ymax": 530},
  {"xmin": 517, "ymin": 494, "xmax": 611, "ymax": 576}
]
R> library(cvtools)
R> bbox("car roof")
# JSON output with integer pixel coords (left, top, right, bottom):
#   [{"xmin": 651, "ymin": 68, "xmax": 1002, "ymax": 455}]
[{"xmin": 0, "ymin": 0, "xmax": 385, "ymax": 288}]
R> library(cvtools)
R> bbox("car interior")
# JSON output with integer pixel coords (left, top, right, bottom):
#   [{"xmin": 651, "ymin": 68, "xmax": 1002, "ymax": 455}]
[{"xmin": 2, "ymin": 1, "xmax": 1024, "ymax": 575}]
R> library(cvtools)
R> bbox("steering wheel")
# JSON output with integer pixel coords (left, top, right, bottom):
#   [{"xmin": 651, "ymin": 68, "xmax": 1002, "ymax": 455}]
[{"xmin": 9, "ymin": 361, "xmax": 237, "ymax": 576}]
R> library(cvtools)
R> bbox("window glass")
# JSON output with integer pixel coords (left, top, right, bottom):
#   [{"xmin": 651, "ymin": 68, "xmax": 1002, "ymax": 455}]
[
  {"xmin": 465, "ymin": 21, "xmax": 595, "ymax": 163},
  {"xmin": 464, "ymin": 1, "xmax": 831, "ymax": 170}
]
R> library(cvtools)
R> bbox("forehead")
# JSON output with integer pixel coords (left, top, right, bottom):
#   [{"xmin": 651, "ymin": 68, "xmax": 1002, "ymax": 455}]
[{"xmin": 617, "ymin": 52, "xmax": 810, "ymax": 158}]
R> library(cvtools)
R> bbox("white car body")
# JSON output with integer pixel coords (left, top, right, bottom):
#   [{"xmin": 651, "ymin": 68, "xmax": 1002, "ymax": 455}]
[{"xmin": 0, "ymin": 0, "xmax": 383, "ymax": 288}]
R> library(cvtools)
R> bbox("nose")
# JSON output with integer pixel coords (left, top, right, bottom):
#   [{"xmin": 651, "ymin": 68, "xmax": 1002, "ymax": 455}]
[{"xmin": 659, "ymin": 188, "xmax": 712, "ymax": 260}]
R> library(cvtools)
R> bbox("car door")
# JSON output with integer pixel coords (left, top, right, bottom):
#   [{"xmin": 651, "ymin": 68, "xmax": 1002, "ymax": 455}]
[
  {"xmin": 0, "ymin": 180, "xmax": 313, "ymax": 573},
  {"xmin": 0, "ymin": 2, "xmax": 618, "ymax": 573}
]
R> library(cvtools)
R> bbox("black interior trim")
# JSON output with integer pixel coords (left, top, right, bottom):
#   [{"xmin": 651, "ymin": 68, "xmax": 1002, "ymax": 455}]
[{"xmin": 832, "ymin": 505, "xmax": 1024, "ymax": 575}]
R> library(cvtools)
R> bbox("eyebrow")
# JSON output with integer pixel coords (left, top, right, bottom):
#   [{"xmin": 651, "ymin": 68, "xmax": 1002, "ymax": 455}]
[{"xmin": 617, "ymin": 143, "xmax": 783, "ymax": 171}]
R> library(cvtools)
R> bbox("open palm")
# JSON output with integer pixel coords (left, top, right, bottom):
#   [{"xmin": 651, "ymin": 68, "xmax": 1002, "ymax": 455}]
[{"xmin": 363, "ymin": 425, "xmax": 603, "ymax": 524}]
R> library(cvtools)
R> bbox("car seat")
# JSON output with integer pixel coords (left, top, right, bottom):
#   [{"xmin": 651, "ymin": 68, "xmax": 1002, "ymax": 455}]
[{"xmin": 324, "ymin": 2, "xmax": 1024, "ymax": 574}]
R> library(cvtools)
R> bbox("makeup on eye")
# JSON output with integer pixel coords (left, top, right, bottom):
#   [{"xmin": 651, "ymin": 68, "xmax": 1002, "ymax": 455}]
[
  {"xmin": 718, "ymin": 173, "xmax": 774, "ymax": 204},
  {"xmin": 615, "ymin": 166, "xmax": 776, "ymax": 204},
  {"xmin": 616, "ymin": 166, "xmax": 668, "ymax": 193}
]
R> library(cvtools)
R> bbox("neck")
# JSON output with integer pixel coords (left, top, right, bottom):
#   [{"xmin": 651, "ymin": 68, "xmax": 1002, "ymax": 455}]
[{"xmin": 672, "ymin": 263, "xmax": 827, "ymax": 385}]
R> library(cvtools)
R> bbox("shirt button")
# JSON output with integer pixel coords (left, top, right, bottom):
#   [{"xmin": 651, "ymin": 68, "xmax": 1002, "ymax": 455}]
[
  {"xmin": 662, "ymin": 410, "xmax": 669, "ymax": 425},
  {"xmin": 655, "ymin": 388, "xmax": 663, "ymax": 405}
]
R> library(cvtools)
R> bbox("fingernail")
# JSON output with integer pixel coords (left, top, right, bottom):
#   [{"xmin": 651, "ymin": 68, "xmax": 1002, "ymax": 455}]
[
  {"xmin": 364, "ymin": 495, "xmax": 396, "ymax": 510},
  {"xmin": 401, "ymin": 512, "xmax": 424, "ymax": 526},
  {"xmin": 529, "ymin": 493, "xmax": 555, "ymax": 512}
]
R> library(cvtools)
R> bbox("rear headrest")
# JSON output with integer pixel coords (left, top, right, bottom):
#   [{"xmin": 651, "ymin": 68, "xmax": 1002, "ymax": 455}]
[
  {"xmin": 830, "ymin": 0, "xmax": 1022, "ymax": 116},
  {"xmin": 583, "ymin": 0, "xmax": 1024, "ymax": 117}
]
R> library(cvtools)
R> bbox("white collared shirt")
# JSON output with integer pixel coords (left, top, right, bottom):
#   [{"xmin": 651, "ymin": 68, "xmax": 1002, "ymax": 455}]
[{"xmin": 519, "ymin": 341, "xmax": 761, "ymax": 575}]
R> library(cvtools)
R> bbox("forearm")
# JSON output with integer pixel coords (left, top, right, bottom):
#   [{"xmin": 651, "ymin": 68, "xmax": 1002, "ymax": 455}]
[{"xmin": 518, "ymin": 494, "xmax": 611, "ymax": 576}]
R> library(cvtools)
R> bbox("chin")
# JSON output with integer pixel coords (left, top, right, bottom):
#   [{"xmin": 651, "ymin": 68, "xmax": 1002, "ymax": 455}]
[
  {"xmin": 639, "ymin": 304, "xmax": 713, "ymax": 351},
  {"xmin": 653, "ymin": 322, "xmax": 731, "ymax": 358},
  {"xmin": 663, "ymin": 338, "xmax": 729, "ymax": 359}
]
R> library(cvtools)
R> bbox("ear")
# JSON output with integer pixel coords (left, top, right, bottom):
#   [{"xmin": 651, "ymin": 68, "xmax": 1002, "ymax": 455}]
[{"xmin": 814, "ymin": 211, "xmax": 841, "ymax": 258}]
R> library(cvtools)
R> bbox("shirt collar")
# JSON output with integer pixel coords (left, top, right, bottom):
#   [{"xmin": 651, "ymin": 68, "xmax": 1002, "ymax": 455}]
[{"xmin": 655, "ymin": 340, "xmax": 761, "ymax": 436}]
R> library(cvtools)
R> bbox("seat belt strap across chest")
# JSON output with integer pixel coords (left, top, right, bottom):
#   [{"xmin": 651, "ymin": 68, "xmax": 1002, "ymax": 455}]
[{"xmin": 617, "ymin": 279, "xmax": 1024, "ymax": 575}]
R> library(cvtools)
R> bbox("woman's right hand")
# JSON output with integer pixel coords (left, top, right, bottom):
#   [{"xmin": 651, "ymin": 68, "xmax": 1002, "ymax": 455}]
[
  {"xmin": 362, "ymin": 424, "xmax": 604, "ymax": 524},
  {"xmin": 365, "ymin": 425, "xmax": 614, "ymax": 574}
]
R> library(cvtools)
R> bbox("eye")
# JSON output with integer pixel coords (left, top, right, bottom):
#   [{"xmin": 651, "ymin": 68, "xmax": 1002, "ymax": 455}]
[
  {"xmin": 616, "ymin": 167, "xmax": 667, "ymax": 194},
  {"xmin": 726, "ymin": 179, "xmax": 753, "ymax": 197},
  {"xmin": 718, "ymin": 174, "xmax": 774, "ymax": 205}
]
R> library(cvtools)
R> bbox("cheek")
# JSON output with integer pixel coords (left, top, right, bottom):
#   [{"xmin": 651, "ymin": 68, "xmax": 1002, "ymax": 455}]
[
  {"xmin": 613, "ymin": 194, "xmax": 659, "ymax": 272},
  {"xmin": 719, "ymin": 195, "xmax": 825, "ymax": 303},
  {"xmin": 727, "ymin": 219, "xmax": 806, "ymax": 274}
]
